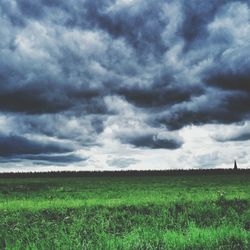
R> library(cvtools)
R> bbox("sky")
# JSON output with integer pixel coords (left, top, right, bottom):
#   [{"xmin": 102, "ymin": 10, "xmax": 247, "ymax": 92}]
[{"xmin": 0, "ymin": 0, "xmax": 250, "ymax": 172}]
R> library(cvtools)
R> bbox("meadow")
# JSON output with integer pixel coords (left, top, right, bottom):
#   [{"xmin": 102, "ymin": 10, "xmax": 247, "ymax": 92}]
[{"xmin": 0, "ymin": 171, "xmax": 249, "ymax": 249}]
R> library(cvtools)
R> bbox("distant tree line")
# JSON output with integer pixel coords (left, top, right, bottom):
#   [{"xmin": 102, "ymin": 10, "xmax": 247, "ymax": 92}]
[{"xmin": 0, "ymin": 168, "xmax": 249, "ymax": 178}]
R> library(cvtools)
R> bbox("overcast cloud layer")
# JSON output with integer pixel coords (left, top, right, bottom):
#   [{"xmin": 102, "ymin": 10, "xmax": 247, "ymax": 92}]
[{"xmin": 0, "ymin": 0, "xmax": 250, "ymax": 171}]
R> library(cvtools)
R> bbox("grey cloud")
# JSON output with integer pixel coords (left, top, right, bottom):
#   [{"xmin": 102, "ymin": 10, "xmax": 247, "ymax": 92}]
[
  {"xmin": 17, "ymin": 0, "xmax": 45, "ymax": 19},
  {"xmin": 0, "ymin": 134, "xmax": 73, "ymax": 157},
  {"xmin": 193, "ymin": 152, "xmax": 220, "ymax": 168},
  {"xmin": 107, "ymin": 157, "xmax": 139, "ymax": 168},
  {"xmin": 212, "ymin": 123, "xmax": 250, "ymax": 142}
]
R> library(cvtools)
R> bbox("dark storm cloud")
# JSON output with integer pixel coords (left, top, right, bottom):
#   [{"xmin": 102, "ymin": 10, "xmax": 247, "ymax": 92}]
[
  {"xmin": 156, "ymin": 90, "xmax": 250, "ymax": 131},
  {"xmin": 2, "ymin": 113, "xmax": 106, "ymax": 147},
  {"xmin": 203, "ymin": 31, "xmax": 250, "ymax": 92},
  {"xmin": 0, "ymin": 154, "xmax": 86, "ymax": 165},
  {"xmin": 205, "ymin": 72, "xmax": 250, "ymax": 92},
  {"xmin": 216, "ymin": 132, "xmax": 250, "ymax": 142},
  {"xmin": 119, "ymin": 132, "xmax": 183, "ymax": 149},
  {"xmin": 0, "ymin": 0, "xmax": 250, "ymax": 166},
  {"xmin": 180, "ymin": 0, "xmax": 233, "ymax": 45},
  {"xmin": 21, "ymin": 154, "xmax": 86, "ymax": 163},
  {"xmin": 0, "ymin": 134, "xmax": 72, "ymax": 157},
  {"xmin": 0, "ymin": 86, "xmax": 70, "ymax": 114},
  {"xmin": 83, "ymin": 0, "xmax": 168, "ymax": 58},
  {"xmin": 117, "ymin": 77, "xmax": 203, "ymax": 108},
  {"xmin": 0, "ymin": 82, "xmax": 107, "ymax": 114},
  {"xmin": 152, "ymin": 1, "xmax": 250, "ymax": 130},
  {"xmin": 128, "ymin": 135, "xmax": 182, "ymax": 149},
  {"xmin": 167, "ymin": 89, "xmax": 250, "ymax": 132},
  {"xmin": 1, "ymin": 0, "xmax": 249, "ymax": 116},
  {"xmin": 0, "ymin": 1, "xmax": 110, "ymax": 115}
]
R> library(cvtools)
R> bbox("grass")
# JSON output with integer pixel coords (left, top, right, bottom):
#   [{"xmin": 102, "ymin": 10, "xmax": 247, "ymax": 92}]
[{"xmin": 0, "ymin": 173, "xmax": 249, "ymax": 249}]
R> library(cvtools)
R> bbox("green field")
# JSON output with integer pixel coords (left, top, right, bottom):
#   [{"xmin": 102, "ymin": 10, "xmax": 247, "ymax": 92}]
[{"xmin": 0, "ymin": 173, "xmax": 249, "ymax": 249}]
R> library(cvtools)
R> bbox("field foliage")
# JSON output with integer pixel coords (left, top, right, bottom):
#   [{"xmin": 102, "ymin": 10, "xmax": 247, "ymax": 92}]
[{"xmin": 0, "ymin": 173, "xmax": 249, "ymax": 249}]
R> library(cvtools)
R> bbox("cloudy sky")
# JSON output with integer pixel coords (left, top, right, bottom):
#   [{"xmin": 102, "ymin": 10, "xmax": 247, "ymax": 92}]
[{"xmin": 0, "ymin": 0, "xmax": 250, "ymax": 171}]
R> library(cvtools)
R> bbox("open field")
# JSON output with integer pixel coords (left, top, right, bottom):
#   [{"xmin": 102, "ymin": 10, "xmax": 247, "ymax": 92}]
[{"xmin": 0, "ymin": 171, "xmax": 249, "ymax": 249}]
